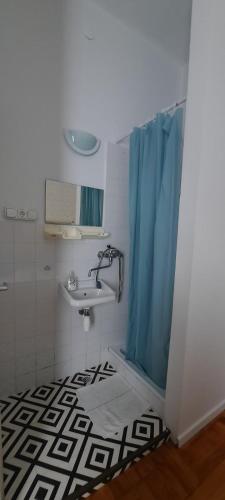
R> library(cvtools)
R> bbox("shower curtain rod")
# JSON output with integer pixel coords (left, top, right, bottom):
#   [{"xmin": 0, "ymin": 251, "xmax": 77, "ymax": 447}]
[{"xmin": 115, "ymin": 97, "xmax": 187, "ymax": 144}]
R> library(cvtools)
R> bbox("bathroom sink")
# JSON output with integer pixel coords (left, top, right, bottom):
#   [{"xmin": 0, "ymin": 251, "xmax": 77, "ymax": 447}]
[{"xmin": 60, "ymin": 280, "xmax": 116, "ymax": 308}]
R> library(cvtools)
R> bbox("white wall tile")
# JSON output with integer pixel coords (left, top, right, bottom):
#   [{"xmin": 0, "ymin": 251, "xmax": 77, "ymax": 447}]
[
  {"xmin": 36, "ymin": 331, "xmax": 54, "ymax": 353},
  {"xmin": 0, "ymin": 361, "xmax": 15, "ymax": 380},
  {"xmin": 85, "ymin": 327, "xmax": 101, "ymax": 353},
  {"xmin": 37, "ymin": 366, "xmax": 54, "ymax": 386},
  {"xmin": 55, "ymin": 261, "xmax": 75, "ymax": 283},
  {"xmin": 35, "ymin": 224, "xmax": 46, "ymax": 243},
  {"xmin": 0, "ymin": 243, "xmax": 13, "ymax": 263},
  {"xmin": 56, "ymin": 295, "xmax": 72, "ymax": 332},
  {"xmin": 15, "ymin": 336, "xmax": 35, "ymax": 357},
  {"xmin": 15, "ymin": 285, "xmax": 36, "ymax": 308},
  {"xmin": 15, "ymin": 316, "xmax": 36, "ymax": 340},
  {"xmin": 36, "ymin": 280, "xmax": 57, "ymax": 304},
  {"xmin": 36, "ymin": 350, "xmax": 54, "ymax": 370},
  {"xmin": 0, "ymin": 341, "xmax": 15, "ymax": 363},
  {"xmin": 14, "ymin": 221, "xmax": 35, "ymax": 243},
  {"xmin": 0, "ymin": 375, "xmax": 15, "ymax": 397},
  {"xmin": 55, "ymin": 329, "xmax": 72, "ymax": 348},
  {"xmin": 36, "ymin": 241, "xmax": 56, "ymax": 263},
  {"xmin": 54, "ymin": 360, "xmax": 72, "ymax": 380},
  {"xmin": 15, "ymin": 306, "xmax": 36, "ymax": 326},
  {"xmin": 71, "ymin": 354, "xmax": 87, "ymax": 373},
  {"xmin": 55, "ymin": 241, "xmax": 75, "ymax": 263},
  {"xmin": 35, "ymin": 263, "xmax": 56, "ymax": 281},
  {"xmin": 0, "ymin": 221, "xmax": 14, "ymax": 243},
  {"xmin": 16, "ymin": 372, "xmax": 36, "ymax": 393},
  {"xmin": 86, "ymin": 347, "xmax": 101, "ymax": 368},
  {"xmin": 37, "ymin": 301, "xmax": 55, "ymax": 319},
  {"xmin": 15, "ymin": 243, "xmax": 35, "ymax": 263},
  {"xmin": 37, "ymin": 311, "xmax": 55, "ymax": 336},
  {"xmin": 71, "ymin": 319, "xmax": 87, "ymax": 357},
  {"xmin": 0, "ymin": 263, "xmax": 14, "ymax": 283},
  {"xmin": 0, "ymin": 322, "xmax": 15, "ymax": 345},
  {"xmin": 15, "ymin": 263, "xmax": 36, "ymax": 283},
  {"xmin": 15, "ymin": 283, "xmax": 35, "ymax": 310},
  {"xmin": 0, "ymin": 287, "xmax": 15, "ymax": 323},
  {"xmin": 16, "ymin": 354, "xmax": 35, "ymax": 376},
  {"xmin": 54, "ymin": 343, "xmax": 72, "ymax": 364}
]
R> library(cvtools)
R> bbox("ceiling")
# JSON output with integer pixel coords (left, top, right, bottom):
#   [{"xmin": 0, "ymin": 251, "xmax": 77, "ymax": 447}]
[{"xmin": 90, "ymin": 0, "xmax": 192, "ymax": 63}]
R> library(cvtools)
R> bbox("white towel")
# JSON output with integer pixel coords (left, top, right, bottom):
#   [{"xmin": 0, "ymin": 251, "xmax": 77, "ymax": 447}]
[
  {"xmin": 78, "ymin": 373, "xmax": 130, "ymax": 410},
  {"xmin": 77, "ymin": 373, "xmax": 148, "ymax": 438}
]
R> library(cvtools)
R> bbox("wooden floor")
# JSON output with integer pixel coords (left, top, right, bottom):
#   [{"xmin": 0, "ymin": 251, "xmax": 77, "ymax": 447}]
[{"xmin": 90, "ymin": 412, "xmax": 225, "ymax": 500}]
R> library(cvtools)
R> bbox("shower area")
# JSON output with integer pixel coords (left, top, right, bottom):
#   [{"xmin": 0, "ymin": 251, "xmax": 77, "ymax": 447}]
[
  {"xmin": 0, "ymin": 0, "xmax": 192, "ymax": 498},
  {"xmin": 109, "ymin": 101, "xmax": 185, "ymax": 414}
]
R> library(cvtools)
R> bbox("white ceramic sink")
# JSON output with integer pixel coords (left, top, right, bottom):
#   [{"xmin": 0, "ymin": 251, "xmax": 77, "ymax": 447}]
[{"xmin": 60, "ymin": 280, "xmax": 116, "ymax": 308}]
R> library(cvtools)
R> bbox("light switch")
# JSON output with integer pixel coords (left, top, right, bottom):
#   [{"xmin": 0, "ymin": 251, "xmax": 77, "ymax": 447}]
[{"xmin": 4, "ymin": 207, "xmax": 17, "ymax": 219}]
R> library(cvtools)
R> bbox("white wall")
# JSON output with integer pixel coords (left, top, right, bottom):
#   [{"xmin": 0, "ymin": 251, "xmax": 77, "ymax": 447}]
[
  {"xmin": 0, "ymin": 0, "xmax": 61, "ymax": 395},
  {"xmin": 0, "ymin": 0, "xmax": 185, "ymax": 395},
  {"xmin": 0, "ymin": 0, "xmax": 62, "ymax": 221},
  {"xmin": 166, "ymin": 0, "xmax": 225, "ymax": 444},
  {"xmin": 60, "ymin": 0, "xmax": 184, "ymax": 187},
  {"xmin": 0, "ymin": 0, "xmax": 184, "ymax": 217}
]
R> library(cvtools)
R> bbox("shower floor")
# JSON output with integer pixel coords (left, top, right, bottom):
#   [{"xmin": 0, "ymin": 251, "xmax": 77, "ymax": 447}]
[{"xmin": 0, "ymin": 362, "xmax": 169, "ymax": 499}]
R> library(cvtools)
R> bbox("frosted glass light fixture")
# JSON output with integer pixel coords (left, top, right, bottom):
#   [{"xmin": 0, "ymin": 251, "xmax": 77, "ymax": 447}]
[{"xmin": 64, "ymin": 129, "xmax": 101, "ymax": 156}]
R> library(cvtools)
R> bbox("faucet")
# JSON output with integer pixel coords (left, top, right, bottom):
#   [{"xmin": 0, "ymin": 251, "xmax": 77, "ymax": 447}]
[
  {"xmin": 88, "ymin": 245, "xmax": 124, "ymax": 301},
  {"xmin": 88, "ymin": 254, "xmax": 113, "ymax": 288}
]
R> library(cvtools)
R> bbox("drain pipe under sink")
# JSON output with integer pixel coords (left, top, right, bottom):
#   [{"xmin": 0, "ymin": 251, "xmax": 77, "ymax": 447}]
[{"xmin": 79, "ymin": 308, "xmax": 91, "ymax": 332}]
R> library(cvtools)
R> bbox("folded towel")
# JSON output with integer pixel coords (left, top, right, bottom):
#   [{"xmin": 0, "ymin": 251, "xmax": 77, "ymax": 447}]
[
  {"xmin": 78, "ymin": 373, "xmax": 130, "ymax": 410},
  {"xmin": 78, "ymin": 373, "xmax": 148, "ymax": 438}
]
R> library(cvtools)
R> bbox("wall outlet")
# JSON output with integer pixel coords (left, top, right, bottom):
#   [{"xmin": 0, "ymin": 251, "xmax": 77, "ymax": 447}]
[
  {"xmin": 4, "ymin": 207, "xmax": 38, "ymax": 221},
  {"xmin": 18, "ymin": 209, "xmax": 26, "ymax": 219},
  {"xmin": 26, "ymin": 210, "xmax": 37, "ymax": 221}
]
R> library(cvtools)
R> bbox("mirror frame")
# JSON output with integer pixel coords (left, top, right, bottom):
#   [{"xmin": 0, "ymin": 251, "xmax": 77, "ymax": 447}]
[{"xmin": 45, "ymin": 179, "xmax": 104, "ymax": 228}]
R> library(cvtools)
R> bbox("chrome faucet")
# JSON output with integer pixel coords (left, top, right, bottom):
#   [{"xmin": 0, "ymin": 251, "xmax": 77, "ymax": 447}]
[
  {"xmin": 88, "ymin": 245, "xmax": 124, "ymax": 301},
  {"xmin": 88, "ymin": 258, "xmax": 113, "ymax": 289}
]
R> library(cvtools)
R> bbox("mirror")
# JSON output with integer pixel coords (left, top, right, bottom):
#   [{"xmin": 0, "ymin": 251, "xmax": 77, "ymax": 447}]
[
  {"xmin": 64, "ymin": 129, "xmax": 101, "ymax": 156},
  {"xmin": 45, "ymin": 179, "xmax": 104, "ymax": 227}
]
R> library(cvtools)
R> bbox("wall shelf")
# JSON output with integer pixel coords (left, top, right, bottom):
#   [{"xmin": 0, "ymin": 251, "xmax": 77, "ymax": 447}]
[{"xmin": 44, "ymin": 224, "xmax": 109, "ymax": 240}]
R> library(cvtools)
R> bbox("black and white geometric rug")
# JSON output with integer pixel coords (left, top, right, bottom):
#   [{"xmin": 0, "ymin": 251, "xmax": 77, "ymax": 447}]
[{"xmin": 0, "ymin": 362, "xmax": 170, "ymax": 499}]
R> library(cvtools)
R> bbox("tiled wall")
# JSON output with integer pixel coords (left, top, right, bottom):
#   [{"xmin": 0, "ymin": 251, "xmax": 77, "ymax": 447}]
[
  {"xmin": 0, "ymin": 220, "xmax": 57, "ymax": 396},
  {"xmin": 54, "ymin": 143, "xmax": 129, "ymax": 378},
  {"xmin": 0, "ymin": 143, "xmax": 129, "ymax": 397}
]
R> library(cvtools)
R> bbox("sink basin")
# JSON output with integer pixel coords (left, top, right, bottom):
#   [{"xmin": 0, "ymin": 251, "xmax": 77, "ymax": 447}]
[{"xmin": 60, "ymin": 279, "xmax": 116, "ymax": 308}]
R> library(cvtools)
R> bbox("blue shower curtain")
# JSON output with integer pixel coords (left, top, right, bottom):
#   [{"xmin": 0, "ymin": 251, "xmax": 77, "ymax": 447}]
[{"xmin": 126, "ymin": 109, "xmax": 183, "ymax": 390}]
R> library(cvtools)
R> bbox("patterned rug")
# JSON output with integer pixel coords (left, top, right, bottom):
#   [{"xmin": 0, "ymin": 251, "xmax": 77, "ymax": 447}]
[{"xmin": 0, "ymin": 362, "xmax": 169, "ymax": 499}]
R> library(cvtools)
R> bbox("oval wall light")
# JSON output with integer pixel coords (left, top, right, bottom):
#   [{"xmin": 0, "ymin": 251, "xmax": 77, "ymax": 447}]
[{"xmin": 63, "ymin": 129, "xmax": 101, "ymax": 156}]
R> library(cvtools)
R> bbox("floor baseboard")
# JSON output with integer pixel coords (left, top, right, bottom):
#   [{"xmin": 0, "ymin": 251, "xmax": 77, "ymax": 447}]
[{"xmin": 177, "ymin": 398, "xmax": 225, "ymax": 446}]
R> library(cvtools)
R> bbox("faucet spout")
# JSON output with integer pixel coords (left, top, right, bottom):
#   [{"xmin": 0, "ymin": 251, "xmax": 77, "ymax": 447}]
[
  {"xmin": 88, "ymin": 263, "xmax": 112, "ymax": 277},
  {"xmin": 88, "ymin": 258, "xmax": 113, "ymax": 289}
]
